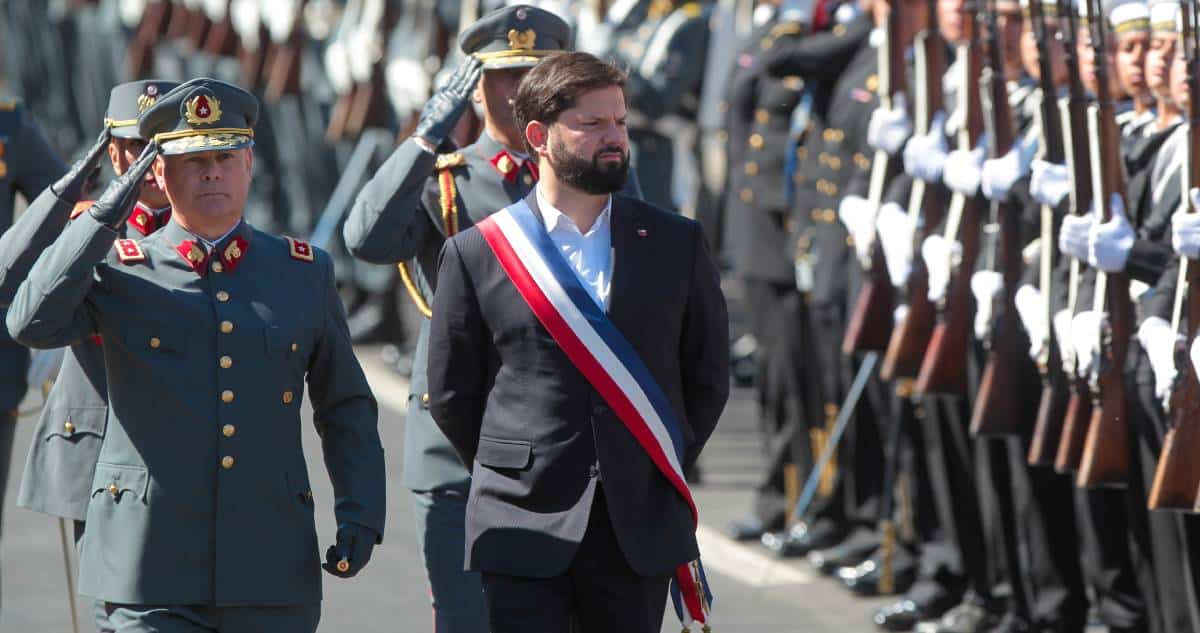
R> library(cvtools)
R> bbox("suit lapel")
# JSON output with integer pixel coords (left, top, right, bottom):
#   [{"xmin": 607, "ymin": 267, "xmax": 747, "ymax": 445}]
[{"xmin": 606, "ymin": 196, "xmax": 641, "ymax": 327}]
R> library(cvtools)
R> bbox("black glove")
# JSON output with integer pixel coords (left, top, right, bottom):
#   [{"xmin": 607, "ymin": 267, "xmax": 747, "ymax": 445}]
[
  {"xmin": 89, "ymin": 141, "xmax": 159, "ymax": 229},
  {"xmin": 51, "ymin": 127, "xmax": 112, "ymax": 202},
  {"xmin": 322, "ymin": 522, "xmax": 379, "ymax": 579},
  {"xmin": 413, "ymin": 56, "xmax": 484, "ymax": 149}
]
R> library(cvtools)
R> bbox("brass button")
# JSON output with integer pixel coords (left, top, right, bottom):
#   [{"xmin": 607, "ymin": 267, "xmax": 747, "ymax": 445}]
[
  {"xmin": 108, "ymin": 483, "xmax": 119, "ymax": 497},
  {"xmin": 222, "ymin": 424, "xmax": 236, "ymax": 438},
  {"xmin": 744, "ymin": 162, "xmax": 759, "ymax": 176},
  {"xmin": 797, "ymin": 147, "xmax": 808, "ymax": 160},
  {"xmin": 825, "ymin": 209, "xmax": 838, "ymax": 223},
  {"xmin": 282, "ymin": 390, "xmax": 294, "ymax": 404},
  {"xmin": 829, "ymin": 156, "xmax": 842, "ymax": 170},
  {"xmin": 866, "ymin": 74, "xmax": 879, "ymax": 92},
  {"xmin": 421, "ymin": 392, "xmax": 431, "ymax": 405},
  {"xmin": 855, "ymin": 153, "xmax": 870, "ymax": 170},
  {"xmin": 755, "ymin": 109, "xmax": 769, "ymax": 124},
  {"xmin": 834, "ymin": 24, "xmax": 847, "ymax": 36},
  {"xmin": 749, "ymin": 134, "xmax": 764, "ymax": 150},
  {"xmin": 63, "ymin": 421, "xmax": 75, "ymax": 434},
  {"xmin": 221, "ymin": 456, "xmax": 235, "ymax": 469},
  {"xmin": 220, "ymin": 321, "xmax": 233, "ymax": 334},
  {"xmin": 846, "ymin": 235, "xmax": 855, "ymax": 247},
  {"xmin": 740, "ymin": 188, "xmax": 754, "ymax": 203},
  {"xmin": 828, "ymin": 182, "xmax": 838, "ymax": 195},
  {"xmin": 523, "ymin": 174, "xmax": 533, "ymax": 186},
  {"xmin": 211, "ymin": 261, "xmax": 224, "ymax": 273},
  {"xmin": 219, "ymin": 356, "xmax": 232, "ymax": 369},
  {"xmin": 823, "ymin": 129, "xmax": 834, "ymax": 142},
  {"xmin": 216, "ymin": 291, "xmax": 229, "ymax": 302},
  {"xmin": 290, "ymin": 342, "xmax": 298, "ymax": 352},
  {"xmin": 149, "ymin": 337, "xmax": 161, "ymax": 349},
  {"xmin": 760, "ymin": 36, "xmax": 775, "ymax": 50},
  {"xmin": 221, "ymin": 390, "xmax": 235, "ymax": 403}
]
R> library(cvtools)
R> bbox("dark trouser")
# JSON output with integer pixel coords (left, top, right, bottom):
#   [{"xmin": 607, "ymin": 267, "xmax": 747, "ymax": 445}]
[
  {"xmin": 413, "ymin": 487, "xmax": 488, "ymax": 633},
  {"xmin": 103, "ymin": 603, "xmax": 320, "ymax": 633},
  {"xmin": 480, "ymin": 488, "xmax": 671, "ymax": 633}
]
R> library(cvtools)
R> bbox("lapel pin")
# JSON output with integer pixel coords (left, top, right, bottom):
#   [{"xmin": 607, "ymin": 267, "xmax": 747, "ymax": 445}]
[{"xmin": 637, "ymin": 228, "xmax": 648, "ymax": 237}]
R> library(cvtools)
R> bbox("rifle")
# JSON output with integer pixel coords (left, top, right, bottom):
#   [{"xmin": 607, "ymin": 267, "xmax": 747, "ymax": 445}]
[
  {"xmin": 841, "ymin": 0, "xmax": 905, "ymax": 355},
  {"xmin": 202, "ymin": 1, "xmax": 241, "ymax": 59},
  {"xmin": 127, "ymin": 0, "xmax": 172, "ymax": 78},
  {"xmin": 1076, "ymin": 0, "xmax": 1132, "ymax": 488},
  {"xmin": 1149, "ymin": 0, "xmax": 1200, "ymax": 510},
  {"xmin": 1054, "ymin": 0, "xmax": 1098, "ymax": 473},
  {"xmin": 264, "ymin": 2, "xmax": 308, "ymax": 102},
  {"xmin": 970, "ymin": 0, "xmax": 1036, "ymax": 436},
  {"xmin": 1026, "ymin": 0, "xmax": 1072, "ymax": 465},
  {"xmin": 915, "ymin": 6, "xmax": 987, "ymax": 396},
  {"xmin": 881, "ymin": 0, "xmax": 947, "ymax": 380}
]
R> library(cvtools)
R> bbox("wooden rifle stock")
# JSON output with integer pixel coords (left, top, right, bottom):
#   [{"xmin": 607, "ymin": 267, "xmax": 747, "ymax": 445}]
[
  {"xmin": 1148, "ymin": 0, "xmax": 1200, "ymax": 510},
  {"xmin": 203, "ymin": 10, "xmax": 241, "ymax": 58},
  {"xmin": 1077, "ymin": 0, "xmax": 1130, "ymax": 488},
  {"xmin": 127, "ymin": 1, "xmax": 172, "ymax": 78},
  {"xmin": 842, "ymin": 0, "xmax": 906, "ymax": 355},
  {"xmin": 1054, "ymin": 379, "xmax": 1093, "ymax": 471},
  {"xmin": 882, "ymin": 0, "xmax": 946, "ymax": 380}
]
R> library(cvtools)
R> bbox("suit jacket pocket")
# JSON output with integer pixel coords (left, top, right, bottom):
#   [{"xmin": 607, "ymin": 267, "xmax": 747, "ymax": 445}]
[
  {"xmin": 42, "ymin": 406, "xmax": 106, "ymax": 442},
  {"xmin": 475, "ymin": 436, "xmax": 532, "ymax": 470},
  {"xmin": 90, "ymin": 462, "xmax": 149, "ymax": 503}
]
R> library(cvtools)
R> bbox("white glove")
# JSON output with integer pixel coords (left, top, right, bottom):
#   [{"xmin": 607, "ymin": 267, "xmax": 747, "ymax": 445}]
[
  {"xmin": 1171, "ymin": 188, "xmax": 1200, "ymax": 258},
  {"xmin": 1088, "ymin": 193, "xmax": 1135, "ymax": 272},
  {"xmin": 838, "ymin": 195, "xmax": 876, "ymax": 262},
  {"xmin": 1030, "ymin": 159, "xmax": 1070, "ymax": 208},
  {"xmin": 903, "ymin": 110, "xmax": 949, "ymax": 182},
  {"xmin": 1070, "ymin": 310, "xmax": 1103, "ymax": 378},
  {"xmin": 867, "ymin": 93, "xmax": 913, "ymax": 155},
  {"xmin": 981, "ymin": 144, "xmax": 1030, "ymax": 201},
  {"xmin": 1053, "ymin": 308, "xmax": 1076, "ymax": 370},
  {"xmin": 25, "ymin": 347, "xmax": 65, "ymax": 392},
  {"xmin": 1137, "ymin": 316, "xmax": 1180, "ymax": 403},
  {"xmin": 876, "ymin": 202, "xmax": 914, "ymax": 287},
  {"xmin": 1191, "ymin": 337, "xmax": 1200, "ymax": 389},
  {"xmin": 1058, "ymin": 213, "xmax": 1093, "ymax": 262},
  {"xmin": 1014, "ymin": 284, "xmax": 1047, "ymax": 361},
  {"xmin": 922, "ymin": 235, "xmax": 962, "ymax": 303},
  {"xmin": 971, "ymin": 270, "xmax": 1003, "ymax": 340},
  {"xmin": 894, "ymin": 304, "xmax": 909, "ymax": 327},
  {"xmin": 942, "ymin": 145, "xmax": 987, "ymax": 197}
]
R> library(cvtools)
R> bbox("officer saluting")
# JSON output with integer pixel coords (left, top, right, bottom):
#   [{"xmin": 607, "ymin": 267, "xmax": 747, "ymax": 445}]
[{"xmin": 6, "ymin": 78, "xmax": 385, "ymax": 632}]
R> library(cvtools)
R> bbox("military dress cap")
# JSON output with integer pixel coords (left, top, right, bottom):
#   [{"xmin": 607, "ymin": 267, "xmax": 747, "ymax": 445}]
[
  {"xmin": 137, "ymin": 77, "xmax": 259, "ymax": 155},
  {"xmin": 105, "ymin": 80, "xmax": 180, "ymax": 139},
  {"xmin": 1147, "ymin": 0, "xmax": 1179, "ymax": 32},
  {"xmin": 1099, "ymin": 0, "xmax": 1150, "ymax": 33},
  {"xmin": 458, "ymin": 4, "xmax": 570, "ymax": 70},
  {"xmin": 1019, "ymin": 0, "xmax": 1061, "ymax": 17}
]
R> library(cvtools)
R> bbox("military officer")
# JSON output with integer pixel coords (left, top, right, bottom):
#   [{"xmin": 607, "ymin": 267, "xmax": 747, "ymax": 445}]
[
  {"xmin": 0, "ymin": 78, "xmax": 178, "ymax": 632},
  {"xmin": 342, "ymin": 6, "xmax": 585, "ymax": 632},
  {"xmin": 0, "ymin": 94, "xmax": 66, "ymax": 609},
  {"xmin": 6, "ymin": 77, "xmax": 385, "ymax": 632}
]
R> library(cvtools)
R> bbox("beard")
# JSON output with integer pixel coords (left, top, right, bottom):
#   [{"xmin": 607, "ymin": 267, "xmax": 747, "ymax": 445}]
[{"xmin": 547, "ymin": 134, "xmax": 629, "ymax": 195}]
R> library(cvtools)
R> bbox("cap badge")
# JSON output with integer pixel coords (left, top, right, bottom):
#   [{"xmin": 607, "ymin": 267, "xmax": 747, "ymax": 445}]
[
  {"xmin": 185, "ymin": 94, "xmax": 223, "ymax": 126},
  {"xmin": 516, "ymin": 7, "xmax": 528, "ymax": 19},
  {"xmin": 508, "ymin": 28, "xmax": 536, "ymax": 51},
  {"xmin": 146, "ymin": 85, "xmax": 159, "ymax": 96},
  {"xmin": 137, "ymin": 93, "xmax": 158, "ymax": 113}
]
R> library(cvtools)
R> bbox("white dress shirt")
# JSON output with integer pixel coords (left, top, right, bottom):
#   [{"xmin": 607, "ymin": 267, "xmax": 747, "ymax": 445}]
[{"xmin": 536, "ymin": 185, "xmax": 613, "ymax": 310}]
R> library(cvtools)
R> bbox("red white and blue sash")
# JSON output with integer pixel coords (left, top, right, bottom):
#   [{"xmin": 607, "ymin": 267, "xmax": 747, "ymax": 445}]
[{"xmin": 476, "ymin": 199, "xmax": 715, "ymax": 630}]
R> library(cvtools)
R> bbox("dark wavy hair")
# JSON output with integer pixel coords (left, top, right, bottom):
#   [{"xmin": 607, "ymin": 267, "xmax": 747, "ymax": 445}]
[{"xmin": 512, "ymin": 52, "xmax": 627, "ymax": 152}]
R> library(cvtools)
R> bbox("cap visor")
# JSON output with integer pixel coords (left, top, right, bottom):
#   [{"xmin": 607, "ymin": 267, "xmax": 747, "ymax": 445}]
[{"xmin": 160, "ymin": 134, "xmax": 254, "ymax": 156}]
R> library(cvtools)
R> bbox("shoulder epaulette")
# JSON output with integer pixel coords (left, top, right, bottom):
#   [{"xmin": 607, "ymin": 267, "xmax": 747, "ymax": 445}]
[
  {"xmin": 770, "ymin": 22, "xmax": 803, "ymax": 38},
  {"xmin": 434, "ymin": 152, "xmax": 466, "ymax": 171},
  {"xmin": 285, "ymin": 236, "xmax": 315, "ymax": 262},
  {"xmin": 681, "ymin": 2, "xmax": 702, "ymax": 18},
  {"xmin": 114, "ymin": 239, "xmax": 146, "ymax": 264},
  {"xmin": 70, "ymin": 200, "xmax": 94, "ymax": 220}
]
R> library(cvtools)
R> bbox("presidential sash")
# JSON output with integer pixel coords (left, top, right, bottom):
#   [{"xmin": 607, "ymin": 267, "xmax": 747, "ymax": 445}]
[{"xmin": 476, "ymin": 199, "xmax": 714, "ymax": 631}]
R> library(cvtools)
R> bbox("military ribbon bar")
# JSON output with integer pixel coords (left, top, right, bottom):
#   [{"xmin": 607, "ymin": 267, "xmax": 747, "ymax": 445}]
[{"xmin": 476, "ymin": 200, "xmax": 714, "ymax": 631}]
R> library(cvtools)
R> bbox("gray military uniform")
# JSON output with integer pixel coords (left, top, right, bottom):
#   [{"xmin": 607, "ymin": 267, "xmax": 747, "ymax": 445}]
[{"xmin": 6, "ymin": 213, "xmax": 385, "ymax": 607}]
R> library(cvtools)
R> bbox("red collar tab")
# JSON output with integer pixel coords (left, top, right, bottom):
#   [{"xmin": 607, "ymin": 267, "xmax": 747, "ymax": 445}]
[
  {"xmin": 219, "ymin": 235, "xmax": 249, "ymax": 273},
  {"xmin": 490, "ymin": 151, "xmax": 520, "ymax": 182},
  {"xmin": 176, "ymin": 240, "xmax": 210, "ymax": 275},
  {"xmin": 526, "ymin": 160, "xmax": 539, "ymax": 182}
]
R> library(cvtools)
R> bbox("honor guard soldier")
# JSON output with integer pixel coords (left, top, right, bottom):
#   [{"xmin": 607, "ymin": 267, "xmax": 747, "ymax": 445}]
[
  {"xmin": 342, "ymin": 6, "xmax": 613, "ymax": 632},
  {"xmin": 0, "ymin": 94, "xmax": 65, "ymax": 603},
  {"xmin": 6, "ymin": 78, "xmax": 385, "ymax": 633},
  {"xmin": 0, "ymin": 79, "xmax": 178, "ymax": 632}
]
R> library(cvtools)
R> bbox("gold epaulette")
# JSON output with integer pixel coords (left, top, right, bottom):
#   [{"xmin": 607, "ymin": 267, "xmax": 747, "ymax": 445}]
[
  {"xmin": 434, "ymin": 152, "xmax": 466, "ymax": 171},
  {"xmin": 770, "ymin": 22, "xmax": 804, "ymax": 38},
  {"xmin": 681, "ymin": 2, "xmax": 702, "ymax": 18}
]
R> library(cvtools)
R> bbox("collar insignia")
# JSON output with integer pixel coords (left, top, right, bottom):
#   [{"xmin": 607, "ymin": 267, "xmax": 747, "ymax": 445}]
[
  {"xmin": 221, "ymin": 235, "xmax": 249, "ymax": 272},
  {"xmin": 176, "ymin": 240, "xmax": 210, "ymax": 274}
]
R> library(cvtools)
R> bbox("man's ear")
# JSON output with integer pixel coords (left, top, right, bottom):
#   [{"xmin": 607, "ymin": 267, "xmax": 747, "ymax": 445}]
[
  {"xmin": 152, "ymin": 155, "xmax": 167, "ymax": 190},
  {"xmin": 525, "ymin": 120, "xmax": 548, "ymax": 155},
  {"xmin": 107, "ymin": 141, "xmax": 123, "ymax": 175},
  {"xmin": 244, "ymin": 147, "xmax": 254, "ymax": 175}
]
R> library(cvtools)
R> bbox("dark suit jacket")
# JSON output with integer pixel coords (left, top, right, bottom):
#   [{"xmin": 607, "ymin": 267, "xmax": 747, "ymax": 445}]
[{"xmin": 427, "ymin": 192, "xmax": 730, "ymax": 579}]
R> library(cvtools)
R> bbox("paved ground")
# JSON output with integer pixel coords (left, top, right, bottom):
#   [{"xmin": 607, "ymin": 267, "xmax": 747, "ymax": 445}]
[{"xmin": 0, "ymin": 345, "xmax": 893, "ymax": 632}]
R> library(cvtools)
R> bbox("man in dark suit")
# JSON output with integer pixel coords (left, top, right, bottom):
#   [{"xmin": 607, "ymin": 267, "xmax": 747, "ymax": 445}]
[{"xmin": 426, "ymin": 52, "xmax": 730, "ymax": 633}]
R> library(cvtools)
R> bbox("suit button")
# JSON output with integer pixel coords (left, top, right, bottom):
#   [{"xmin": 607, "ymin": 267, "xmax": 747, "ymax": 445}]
[
  {"xmin": 755, "ymin": 109, "xmax": 769, "ymax": 124},
  {"xmin": 290, "ymin": 342, "xmax": 299, "ymax": 352},
  {"xmin": 211, "ymin": 261, "xmax": 224, "ymax": 273},
  {"xmin": 221, "ymin": 456, "xmax": 235, "ymax": 469},
  {"xmin": 149, "ymin": 337, "xmax": 161, "ymax": 349},
  {"xmin": 422, "ymin": 392, "xmax": 431, "ymax": 406},
  {"xmin": 221, "ymin": 390, "xmax": 235, "ymax": 403},
  {"xmin": 63, "ymin": 421, "xmax": 75, "ymax": 435},
  {"xmin": 749, "ymin": 134, "xmax": 764, "ymax": 150},
  {"xmin": 222, "ymin": 424, "xmax": 236, "ymax": 437},
  {"xmin": 219, "ymin": 356, "xmax": 232, "ymax": 369},
  {"xmin": 220, "ymin": 321, "xmax": 234, "ymax": 334},
  {"xmin": 108, "ymin": 483, "xmax": 119, "ymax": 497},
  {"xmin": 740, "ymin": 188, "xmax": 754, "ymax": 203},
  {"xmin": 744, "ymin": 162, "xmax": 759, "ymax": 176},
  {"xmin": 216, "ymin": 291, "xmax": 230, "ymax": 303},
  {"xmin": 282, "ymin": 390, "xmax": 294, "ymax": 404}
]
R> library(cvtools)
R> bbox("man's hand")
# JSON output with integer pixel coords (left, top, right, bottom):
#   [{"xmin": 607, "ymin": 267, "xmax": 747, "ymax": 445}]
[
  {"xmin": 323, "ymin": 523, "xmax": 380, "ymax": 579},
  {"xmin": 89, "ymin": 141, "xmax": 158, "ymax": 229},
  {"xmin": 1137, "ymin": 316, "xmax": 1180, "ymax": 404},
  {"xmin": 51, "ymin": 127, "xmax": 112, "ymax": 202},
  {"xmin": 875, "ymin": 201, "xmax": 914, "ymax": 287},
  {"xmin": 922, "ymin": 234, "xmax": 961, "ymax": 303},
  {"xmin": 1171, "ymin": 187, "xmax": 1200, "ymax": 258},
  {"xmin": 1070, "ymin": 310, "xmax": 1103, "ymax": 378},
  {"xmin": 413, "ymin": 56, "xmax": 484, "ymax": 150},
  {"xmin": 1014, "ymin": 284, "xmax": 1047, "ymax": 361},
  {"xmin": 1053, "ymin": 308, "xmax": 1075, "ymax": 370},
  {"xmin": 837, "ymin": 195, "xmax": 875, "ymax": 262},
  {"xmin": 971, "ymin": 270, "xmax": 1002, "ymax": 340},
  {"xmin": 980, "ymin": 144, "xmax": 1027, "ymax": 201},
  {"xmin": 1030, "ymin": 159, "xmax": 1070, "ymax": 207},
  {"xmin": 867, "ymin": 93, "xmax": 912, "ymax": 156},
  {"xmin": 942, "ymin": 145, "xmax": 987, "ymax": 197},
  {"xmin": 1088, "ymin": 193, "xmax": 1135, "ymax": 272},
  {"xmin": 1058, "ymin": 213, "xmax": 1093, "ymax": 262},
  {"xmin": 903, "ymin": 110, "xmax": 949, "ymax": 182}
]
